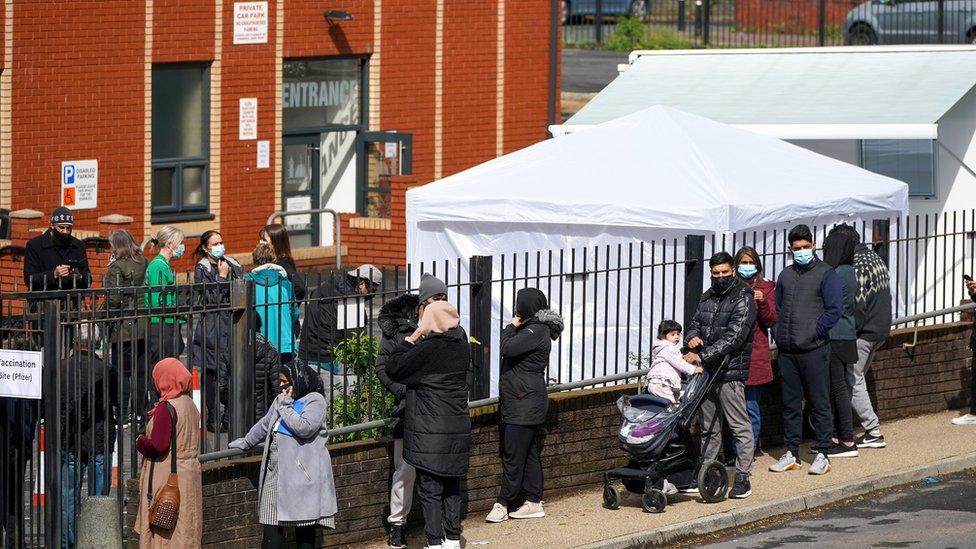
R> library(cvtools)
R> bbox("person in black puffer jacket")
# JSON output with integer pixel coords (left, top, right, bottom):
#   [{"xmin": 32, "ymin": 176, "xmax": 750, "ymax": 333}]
[
  {"xmin": 386, "ymin": 301, "xmax": 471, "ymax": 549},
  {"xmin": 485, "ymin": 288, "xmax": 563, "ymax": 524},
  {"xmin": 253, "ymin": 316, "xmax": 282, "ymax": 423},
  {"xmin": 685, "ymin": 252, "xmax": 757, "ymax": 499},
  {"xmin": 376, "ymin": 292, "xmax": 419, "ymax": 547}
]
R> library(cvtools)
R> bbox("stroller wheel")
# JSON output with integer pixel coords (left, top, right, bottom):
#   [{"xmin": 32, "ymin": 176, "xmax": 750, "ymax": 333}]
[
  {"xmin": 698, "ymin": 459, "xmax": 729, "ymax": 503},
  {"xmin": 603, "ymin": 484, "xmax": 620, "ymax": 510},
  {"xmin": 641, "ymin": 488, "xmax": 667, "ymax": 513}
]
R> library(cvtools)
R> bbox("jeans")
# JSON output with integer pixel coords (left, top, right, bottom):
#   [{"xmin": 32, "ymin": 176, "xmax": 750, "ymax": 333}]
[
  {"xmin": 745, "ymin": 385, "xmax": 762, "ymax": 448},
  {"xmin": 846, "ymin": 338, "xmax": 883, "ymax": 434},
  {"xmin": 387, "ymin": 438, "xmax": 417, "ymax": 525},
  {"xmin": 779, "ymin": 345, "xmax": 834, "ymax": 456},
  {"xmin": 497, "ymin": 423, "xmax": 543, "ymax": 505},
  {"xmin": 61, "ymin": 453, "xmax": 107, "ymax": 549}
]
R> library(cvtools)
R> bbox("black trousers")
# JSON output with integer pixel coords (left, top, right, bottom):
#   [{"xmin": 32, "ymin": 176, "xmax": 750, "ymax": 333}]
[
  {"xmin": 971, "ymin": 351, "xmax": 976, "ymax": 415},
  {"xmin": 497, "ymin": 423, "xmax": 543, "ymax": 506},
  {"xmin": 417, "ymin": 471, "xmax": 461, "ymax": 545},
  {"xmin": 110, "ymin": 339, "xmax": 147, "ymax": 420},
  {"xmin": 261, "ymin": 524, "xmax": 315, "ymax": 549},
  {"xmin": 779, "ymin": 345, "xmax": 834, "ymax": 456},
  {"xmin": 203, "ymin": 370, "xmax": 229, "ymax": 432},
  {"xmin": 147, "ymin": 322, "xmax": 185, "ymax": 367},
  {"xmin": 829, "ymin": 341, "xmax": 857, "ymax": 443}
]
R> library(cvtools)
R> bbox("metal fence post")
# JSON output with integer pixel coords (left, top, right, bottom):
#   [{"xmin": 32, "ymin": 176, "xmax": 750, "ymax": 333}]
[
  {"xmin": 595, "ymin": 0, "xmax": 604, "ymax": 44},
  {"xmin": 873, "ymin": 219, "xmax": 891, "ymax": 266},
  {"xmin": 229, "ymin": 279, "xmax": 255, "ymax": 440},
  {"xmin": 702, "ymin": 0, "xmax": 711, "ymax": 46},
  {"xmin": 468, "ymin": 255, "xmax": 493, "ymax": 400},
  {"xmin": 41, "ymin": 299, "xmax": 62, "ymax": 549},
  {"xmin": 684, "ymin": 235, "xmax": 705, "ymax": 330},
  {"xmin": 678, "ymin": 0, "xmax": 687, "ymax": 30},
  {"xmin": 937, "ymin": 0, "xmax": 945, "ymax": 43},
  {"xmin": 818, "ymin": 0, "xmax": 827, "ymax": 46}
]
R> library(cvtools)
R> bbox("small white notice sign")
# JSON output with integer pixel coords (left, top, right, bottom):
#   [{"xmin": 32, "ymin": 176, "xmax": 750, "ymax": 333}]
[
  {"xmin": 337, "ymin": 301, "xmax": 366, "ymax": 331},
  {"xmin": 239, "ymin": 98, "xmax": 258, "ymax": 140},
  {"xmin": 61, "ymin": 159, "xmax": 98, "ymax": 210},
  {"xmin": 0, "ymin": 349, "xmax": 43, "ymax": 399},
  {"xmin": 284, "ymin": 195, "xmax": 312, "ymax": 228},
  {"xmin": 233, "ymin": 2, "xmax": 268, "ymax": 44},
  {"xmin": 257, "ymin": 140, "xmax": 270, "ymax": 168}
]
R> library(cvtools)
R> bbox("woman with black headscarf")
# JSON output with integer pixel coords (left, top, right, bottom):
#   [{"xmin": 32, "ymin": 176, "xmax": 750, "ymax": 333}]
[
  {"xmin": 486, "ymin": 288, "xmax": 564, "ymax": 524},
  {"xmin": 229, "ymin": 360, "xmax": 336, "ymax": 549},
  {"xmin": 822, "ymin": 226, "xmax": 861, "ymax": 459}
]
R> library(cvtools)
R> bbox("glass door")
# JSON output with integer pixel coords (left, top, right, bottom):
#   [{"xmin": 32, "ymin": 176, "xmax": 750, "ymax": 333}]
[
  {"xmin": 356, "ymin": 132, "xmax": 412, "ymax": 217},
  {"xmin": 282, "ymin": 134, "xmax": 320, "ymax": 248}
]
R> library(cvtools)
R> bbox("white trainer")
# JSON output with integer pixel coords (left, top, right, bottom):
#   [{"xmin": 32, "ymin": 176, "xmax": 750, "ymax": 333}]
[
  {"xmin": 509, "ymin": 501, "xmax": 545, "ymax": 519},
  {"xmin": 950, "ymin": 413, "xmax": 976, "ymax": 425},
  {"xmin": 485, "ymin": 502, "xmax": 509, "ymax": 523},
  {"xmin": 442, "ymin": 539, "xmax": 461, "ymax": 549}
]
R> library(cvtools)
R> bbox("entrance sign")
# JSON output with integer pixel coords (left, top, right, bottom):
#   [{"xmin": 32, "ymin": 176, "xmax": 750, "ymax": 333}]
[
  {"xmin": 233, "ymin": 2, "xmax": 268, "ymax": 44},
  {"xmin": 61, "ymin": 159, "xmax": 98, "ymax": 210},
  {"xmin": 0, "ymin": 349, "xmax": 43, "ymax": 399}
]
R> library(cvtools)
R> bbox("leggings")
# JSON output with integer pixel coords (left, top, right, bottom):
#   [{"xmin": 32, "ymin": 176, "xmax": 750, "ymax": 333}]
[{"xmin": 262, "ymin": 525, "xmax": 316, "ymax": 549}]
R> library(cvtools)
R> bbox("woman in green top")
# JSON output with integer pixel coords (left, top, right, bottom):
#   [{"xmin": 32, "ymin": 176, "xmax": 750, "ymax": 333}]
[{"xmin": 145, "ymin": 225, "xmax": 187, "ymax": 368}]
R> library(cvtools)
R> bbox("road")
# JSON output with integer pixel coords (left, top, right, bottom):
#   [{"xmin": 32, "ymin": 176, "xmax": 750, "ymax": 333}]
[
  {"xmin": 562, "ymin": 48, "xmax": 628, "ymax": 93},
  {"xmin": 698, "ymin": 469, "xmax": 976, "ymax": 549}
]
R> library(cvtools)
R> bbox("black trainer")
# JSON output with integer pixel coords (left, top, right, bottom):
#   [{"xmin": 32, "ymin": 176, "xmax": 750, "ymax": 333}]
[
  {"xmin": 856, "ymin": 433, "xmax": 886, "ymax": 448},
  {"xmin": 730, "ymin": 473, "xmax": 752, "ymax": 499},
  {"xmin": 826, "ymin": 442, "xmax": 859, "ymax": 458},
  {"xmin": 388, "ymin": 524, "xmax": 407, "ymax": 549}
]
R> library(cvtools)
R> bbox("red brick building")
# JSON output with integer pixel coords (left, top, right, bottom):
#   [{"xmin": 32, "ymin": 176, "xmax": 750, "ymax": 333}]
[{"xmin": 0, "ymin": 0, "xmax": 559, "ymax": 289}]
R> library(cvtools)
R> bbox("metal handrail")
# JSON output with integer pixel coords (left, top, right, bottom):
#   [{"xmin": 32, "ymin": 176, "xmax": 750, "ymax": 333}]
[
  {"xmin": 891, "ymin": 302, "xmax": 976, "ymax": 326},
  {"xmin": 266, "ymin": 208, "xmax": 342, "ymax": 268}
]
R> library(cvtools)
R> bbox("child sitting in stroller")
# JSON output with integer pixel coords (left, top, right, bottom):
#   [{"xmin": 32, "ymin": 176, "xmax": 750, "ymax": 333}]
[{"xmin": 647, "ymin": 320, "xmax": 702, "ymax": 403}]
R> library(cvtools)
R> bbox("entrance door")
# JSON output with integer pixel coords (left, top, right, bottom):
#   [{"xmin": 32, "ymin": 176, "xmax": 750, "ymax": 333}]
[{"xmin": 282, "ymin": 134, "xmax": 320, "ymax": 248}]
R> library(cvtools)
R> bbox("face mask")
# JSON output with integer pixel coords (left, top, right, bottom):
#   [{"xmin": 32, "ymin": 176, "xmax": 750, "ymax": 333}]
[
  {"xmin": 172, "ymin": 243, "xmax": 185, "ymax": 259},
  {"xmin": 711, "ymin": 275, "xmax": 736, "ymax": 294},
  {"xmin": 210, "ymin": 244, "xmax": 225, "ymax": 259},
  {"xmin": 53, "ymin": 230, "xmax": 72, "ymax": 244},
  {"xmin": 737, "ymin": 265, "xmax": 758, "ymax": 279},
  {"xmin": 793, "ymin": 249, "xmax": 814, "ymax": 266}
]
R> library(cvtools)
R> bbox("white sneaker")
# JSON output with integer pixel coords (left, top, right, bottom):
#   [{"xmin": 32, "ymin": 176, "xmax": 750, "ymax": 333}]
[
  {"xmin": 769, "ymin": 450, "xmax": 803, "ymax": 472},
  {"xmin": 809, "ymin": 453, "xmax": 831, "ymax": 475},
  {"xmin": 442, "ymin": 539, "xmax": 461, "ymax": 549},
  {"xmin": 509, "ymin": 501, "xmax": 545, "ymax": 519},
  {"xmin": 950, "ymin": 413, "xmax": 976, "ymax": 425},
  {"xmin": 485, "ymin": 502, "xmax": 508, "ymax": 523},
  {"xmin": 662, "ymin": 479, "xmax": 678, "ymax": 496},
  {"xmin": 424, "ymin": 546, "xmax": 443, "ymax": 549}
]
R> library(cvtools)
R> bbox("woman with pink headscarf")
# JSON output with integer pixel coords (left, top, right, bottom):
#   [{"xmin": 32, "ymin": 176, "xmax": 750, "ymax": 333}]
[
  {"xmin": 134, "ymin": 358, "xmax": 203, "ymax": 548},
  {"xmin": 386, "ymin": 301, "xmax": 472, "ymax": 549}
]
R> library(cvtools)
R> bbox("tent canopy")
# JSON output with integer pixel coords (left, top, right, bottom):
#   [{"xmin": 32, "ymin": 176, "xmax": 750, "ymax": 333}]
[
  {"xmin": 559, "ymin": 46, "xmax": 976, "ymax": 140},
  {"xmin": 407, "ymin": 105, "xmax": 909, "ymax": 261}
]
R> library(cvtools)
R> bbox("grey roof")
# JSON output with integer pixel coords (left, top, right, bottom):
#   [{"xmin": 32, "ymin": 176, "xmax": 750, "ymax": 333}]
[{"xmin": 565, "ymin": 46, "xmax": 976, "ymax": 127}]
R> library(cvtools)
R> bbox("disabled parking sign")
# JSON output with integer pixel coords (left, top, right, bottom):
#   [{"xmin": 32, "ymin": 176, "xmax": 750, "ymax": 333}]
[{"xmin": 61, "ymin": 159, "xmax": 98, "ymax": 210}]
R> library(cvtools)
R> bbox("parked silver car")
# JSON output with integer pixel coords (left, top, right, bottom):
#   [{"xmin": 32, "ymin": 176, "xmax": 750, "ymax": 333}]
[{"xmin": 845, "ymin": 0, "xmax": 976, "ymax": 44}]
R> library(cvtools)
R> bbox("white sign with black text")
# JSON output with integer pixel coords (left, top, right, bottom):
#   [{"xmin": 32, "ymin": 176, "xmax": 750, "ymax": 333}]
[
  {"xmin": 257, "ymin": 140, "xmax": 270, "ymax": 169},
  {"xmin": 233, "ymin": 2, "xmax": 268, "ymax": 44},
  {"xmin": 61, "ymin": 159, "xmax": 98, "ymax": 210},
  {"xmin": 239, "ymin": 98, "xmax": 258, "ymax": 140},
  {"xmin": 0, "ymin": 349, "xmax": 43, "ymax": 399}
]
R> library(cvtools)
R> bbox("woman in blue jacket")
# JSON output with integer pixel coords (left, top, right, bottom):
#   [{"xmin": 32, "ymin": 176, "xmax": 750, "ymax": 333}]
[{"xmin": 247, "ymin": 242, "xmax": 300, "ymax": 363}]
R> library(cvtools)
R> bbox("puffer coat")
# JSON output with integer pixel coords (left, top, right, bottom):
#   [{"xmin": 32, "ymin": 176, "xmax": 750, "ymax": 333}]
[
  {"xmin": 684, "ymin": 278, "xmax": 757, "ymax": 382},
  {"xmin": 499, "ymin": 309, "xmax": 564, "ymax": 426}
]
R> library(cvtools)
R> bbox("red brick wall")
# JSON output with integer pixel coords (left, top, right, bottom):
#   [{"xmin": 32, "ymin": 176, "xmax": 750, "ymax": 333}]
[
  {"xmin": 153, "ymin": 0, "xmax": 215, "ymax": 62},
  {"xmin": 283, "ymin": 1, "xmax": 374, "ymax": 58},
  {"xmin": 734, "ymin": 0, "xmax": 861, "ymax": 35},
  {"xmin": 504, "ymin": 0, "xmax": 554, "ymax": 154},
  {"xmin": 10, "ymin": 1, "xmax": 145, "ymax": 232}
]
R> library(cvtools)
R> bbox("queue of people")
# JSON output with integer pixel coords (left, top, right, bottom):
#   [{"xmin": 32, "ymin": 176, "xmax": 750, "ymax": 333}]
[{"xmin": 17, "ymin": 209, "xmax": 976, "ymax": 549}]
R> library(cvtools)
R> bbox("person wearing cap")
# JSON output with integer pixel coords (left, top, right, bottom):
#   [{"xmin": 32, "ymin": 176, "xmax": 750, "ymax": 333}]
[
  {"xmin": 24, "ymin": 206, "xmax": 91, "ymax": 292},
  {"xmin": 377, "ymin": 273, "xmax": 447, "ymax": 549},
  {"xmin": 299, "ymin": 264, "xmax": 382, "ymax": 397}
]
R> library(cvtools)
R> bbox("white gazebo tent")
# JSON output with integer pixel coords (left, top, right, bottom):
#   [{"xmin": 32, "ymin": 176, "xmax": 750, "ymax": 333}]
[{"xmin": 407, "ymin": 106, "xmax": 908, "ymax": 392}]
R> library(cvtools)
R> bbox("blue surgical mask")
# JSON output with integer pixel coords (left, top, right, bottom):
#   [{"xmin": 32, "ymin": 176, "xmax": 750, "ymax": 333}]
[
  {"xmin": 210, "ymin": 244, "xmax": 225, "ymax": 259},
  {"xmin": 172, "ymin": 243, "xmax": 185, "ymax": 259},
  {"xmin": 737, "ymin": 265, "xmax": 758, "ymax": 279},
  {"xmin": 793, "ymin": 249, "xmax": 814, "ymax": 266}
]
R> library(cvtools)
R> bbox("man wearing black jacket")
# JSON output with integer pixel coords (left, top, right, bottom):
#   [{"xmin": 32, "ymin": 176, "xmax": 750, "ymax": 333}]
[
  {"xmin": 685, "ymin": 252, "xmax": 757, "ymax": 499},
  {"xmin": 24, "ymin": 207, "xmax": 91, "ymax": 292}
]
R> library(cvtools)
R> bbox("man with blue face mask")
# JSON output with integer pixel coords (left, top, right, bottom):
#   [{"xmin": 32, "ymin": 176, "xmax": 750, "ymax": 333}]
[{"xmin": 770, "ymin": 224, "xmax": 843, "ymax": 477}]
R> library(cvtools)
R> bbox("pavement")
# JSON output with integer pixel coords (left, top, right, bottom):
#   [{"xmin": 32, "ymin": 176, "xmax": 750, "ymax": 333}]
[
  {"xmin": 363, "ymin": 410, "xmax": 976, "ymax": 548},
  {"xmin": 699, "ymin": 469, "xmax": 976, "ymax": 548}
]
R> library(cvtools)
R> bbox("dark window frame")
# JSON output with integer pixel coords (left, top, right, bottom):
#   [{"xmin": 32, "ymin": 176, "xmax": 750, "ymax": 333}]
[
  {"xmin": 859, "ymin": 139, "xmax": 937, "ymax": 199},
  {"xmin": 151, "ymin": 63, "xmax": 212, "ymax": 222}
]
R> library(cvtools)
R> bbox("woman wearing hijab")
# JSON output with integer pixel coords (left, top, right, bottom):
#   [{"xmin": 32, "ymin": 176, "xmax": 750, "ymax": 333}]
[
  {"xmin": 386, "ymin": 301, "xmax": 472, "ymax": 549},
  {"xmin": 134, "ymin": 358, "xmax": 203, "ymax": 548},
  {"xmin": 486, "ymin": 288, "xmax": 563, "ymax": 524},
  {"xmin": 228, "ymin": 361, "xmax": 337, "ymax": 549},
  {"xmin": 822, "ymin": 226, "xmax": 862, "ymax": 458}
]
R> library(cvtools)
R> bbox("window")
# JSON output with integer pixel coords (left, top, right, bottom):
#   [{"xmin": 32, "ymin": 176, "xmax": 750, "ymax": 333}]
[
  {"xmin": 152, "ymin": 64, "xmax": 210, "ymax": 220},
  {"xmin": 861, "ymin": 140, "xmax": 936, "ymax": 198},
  {"xmin": 283, "ymin": 58, "xmax": 362, "ymax": 130}
]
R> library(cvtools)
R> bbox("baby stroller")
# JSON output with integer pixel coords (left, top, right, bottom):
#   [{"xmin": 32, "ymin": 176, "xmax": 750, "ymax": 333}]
[{"xmin": 602, "ymin": 356, "xmax": 731, "ymax": 513}]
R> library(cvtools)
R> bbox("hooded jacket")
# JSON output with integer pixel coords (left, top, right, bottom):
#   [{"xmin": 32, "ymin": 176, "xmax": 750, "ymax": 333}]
[
  {"xmin": 685, "ymin": 278, "xmax": 757, "ymax": 382},
  {"xmin": 823, "ymin": 230, "xmax": 859, "ymax": 342},
  {"xmin": 191, "ymin": 256, "xmax": 243, "ymax": 374},
  {"xmin": 376, "ymin": 293, "xmax": 419, "ymax": 438},
  {"xmin": 102, "ymin": 254, "xmax": 148, "ymax": 342},
  {"xmin": 386, "ymin": 326, "xmax": 471, "ymax": 477},
  {"xmin": 59, "ymin": 351, "xmax": 117, "ymax": 460},
  {"xmin": 499, "ymin": 288, "xmax": 564, "ymax": 426},
  {"xmin": 299, "ymin": 273, "xmax": 360, "ymax": 364},
  {"xmin": 247, "ymin": 264, "xmax": 299, "ymax": 354}
]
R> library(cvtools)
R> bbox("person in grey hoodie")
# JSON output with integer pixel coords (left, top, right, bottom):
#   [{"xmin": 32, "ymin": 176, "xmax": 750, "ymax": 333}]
[
  {"xmin": 486, "ymin": 288, "xmax": 564, "ymax": 524},
  {"xmin": 229, "ymin": 360, "xmax": 336, "ymax": 549}
]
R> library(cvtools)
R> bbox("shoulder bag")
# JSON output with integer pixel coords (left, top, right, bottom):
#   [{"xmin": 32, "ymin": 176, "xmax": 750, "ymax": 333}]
[{"xmin": 147, "ymin": 401, "xmax": 181, "ymax": 530}]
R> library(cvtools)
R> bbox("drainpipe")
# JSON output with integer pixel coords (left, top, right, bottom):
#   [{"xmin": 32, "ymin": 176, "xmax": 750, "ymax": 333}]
[{"xmin": 548, "ymin": 0, "xmax": 559, "ymax": 128}]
